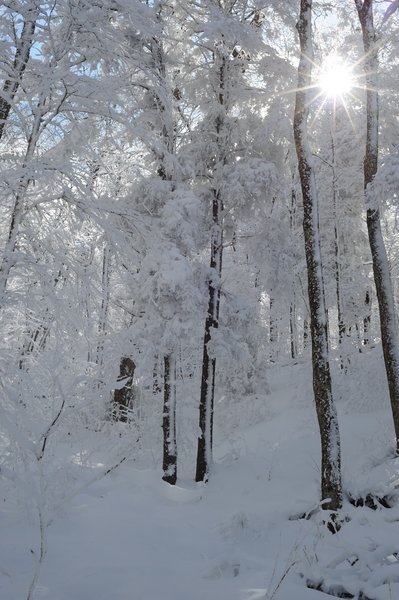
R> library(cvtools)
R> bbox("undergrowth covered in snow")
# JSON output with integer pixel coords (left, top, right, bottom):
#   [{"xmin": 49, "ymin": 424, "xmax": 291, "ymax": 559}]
[{"xmin": 1, "ymin": 349, "xmax": 399, "ymax": 600}]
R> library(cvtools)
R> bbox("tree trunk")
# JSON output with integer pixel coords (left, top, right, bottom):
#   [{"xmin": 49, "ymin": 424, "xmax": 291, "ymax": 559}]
[
  {"xmin": 363, "ymin": 289, "xmax": 371, "ymax": 346},
  {"xmin": 195, "ymin": 189, "xmax": 223, "ymax": 482},
  {"xmin": 112, "ymin": 357, "xmax": 135, "ymax": 422},
  {"xmin": 330, "ymin": 121, "xmax": 346, "ymax": 368},
  {"xmin": 153, "ymin": 355, "xmax": 162, "ymax": 394},
  {"xmin": 19, "ymin": 318, "xmax": 50, "ymax": 370},
  {"xmin": 294, "ymin": 0, "xmax": 342, "ymax": 511},
  {"xmin": 0, "ymin": 195, "xmax": 25, "ymax": 301},
  {"xmin": 355, "ymin": 0, "xmax": 399, "ymax": 453},
  {"xmin": 0, "ymin": 93, "xmax": 44, "ymax": 302},
  {"xmin": 269, "ymin": 295, "xmax": 278, "ymax": 362},
  {"xmin": 195, "ymin": 54, "xmax": 226, "ymax": 483},
  {"xmin": 162, "ymin": 354, "xmax": 177, "ymax": 484},
  {"xmin": 0, "ymin": 10, "xmax": 37, "ymax": 299},
  {"xmin": 303, "ymin": 313, "xmax": 310, "ymax": 350},
  {"xmin": 96, "ymin": 243, "xmax": 111, "ymax": 368},
  {"xmin": 289, "ymin": 299, "xmax": 298, "ymax": 360},
  {"xmin": 18, "ymin": 268, "xmax": 65, "ymax": 370},
  {"xmin": 0, "ymin": 6, "xmax": 38, "ymax": 141},
  {"xmin": 149, "ymin": 21, "xmax": 180, "ymax": 479},
  {"xmin": 289, "ymin": 186, "xmax": 298, "ymax": 360}
]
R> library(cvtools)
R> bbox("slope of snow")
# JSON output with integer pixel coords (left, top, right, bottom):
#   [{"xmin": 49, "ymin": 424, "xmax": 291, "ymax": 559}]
[{"xmin": 1, "ymin": 351, "xmax": 399, "ymax": 600}]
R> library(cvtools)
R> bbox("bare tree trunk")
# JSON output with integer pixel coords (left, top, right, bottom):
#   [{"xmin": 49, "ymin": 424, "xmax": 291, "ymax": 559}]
[
  {"xmin": 355, "ymin": 0, "xmax": 399, "ymax": 453},
  {"xmin": 96, "ymin": 243, "xmax": 111, "ymax": 368},
  {"xmin": 195, "ymin": 55, "xmax": 225, "ymax": 483},
  {"xmin": 149, "ymin": 20, "xmax": 180, "ymax": 477},
  {"xmin": 289, "ymin": 300, "xmax": 298, "ymax": 360},
  {"xmin": 330, "ymin": 123, "xmax": 346, "ymax": 369},
  {"xmin": 289, "ymin": 186, "xmax": 298, "ymax": 360},
  {"xmin": 294, "ymin": 0, "xmax": 342, "ymax": 512},
  {"xmin": 0, "ymin": 194, "xmax": 25, "ymax": 301},
  {"xmin": 112, "ymin": 357, "xmax": 135, "ymax": 422},
  {"xmin": 303, "ymin": 313, "xmax": 310, "ymax": 351},
  {"xmin": 363, "ymin": 289, "xmax": 371, "ymax": 346},
  {"xmin": 269, "ymin": 294, "xmax": 278, "ymax": 362},
  {"xmin": 195, "ymin": 189, "xmax": 223, "ymax": 482},
  {"xmin": 162, "ymin": 354, "xmax": 177, "ymax": 484},
  {"xmin": 152, "ymin": 355, "xmax": 162, "ymax": 394}
]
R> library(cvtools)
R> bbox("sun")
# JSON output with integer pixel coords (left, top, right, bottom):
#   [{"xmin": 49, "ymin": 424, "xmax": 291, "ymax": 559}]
[{"xmin": 317, "ymin": 55, "xmax": 354, "ymax": 101}]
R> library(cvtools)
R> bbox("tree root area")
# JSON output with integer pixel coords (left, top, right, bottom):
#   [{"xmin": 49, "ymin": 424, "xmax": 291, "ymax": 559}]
[{"xmin": 306, "ymin": 580, "xmax": 374, "ymax": 599}]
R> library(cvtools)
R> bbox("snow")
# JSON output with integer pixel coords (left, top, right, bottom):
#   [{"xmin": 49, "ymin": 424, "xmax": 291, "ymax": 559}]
[
  {"xmin": 2, "ymin": 2, "xmax": 399, "ymax": 598},
  {"xmin": 2, "ymin": 353, "xmax": 399, "ymax": 600}
]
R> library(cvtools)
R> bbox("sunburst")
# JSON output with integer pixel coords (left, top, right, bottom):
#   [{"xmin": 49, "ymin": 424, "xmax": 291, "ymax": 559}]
[
  {"xmin": 317, "ymin": 55, "xmax": 355, "ymax": 101},
  {"xmin": 309, "ymin": 53, "xmax": 362, "ymax": 130}
]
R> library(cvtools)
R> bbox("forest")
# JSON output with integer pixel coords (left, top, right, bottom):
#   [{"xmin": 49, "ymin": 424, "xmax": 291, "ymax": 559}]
[{"xmin": 1, "ymin": 0, "xmax": 399, "ymax": 599}]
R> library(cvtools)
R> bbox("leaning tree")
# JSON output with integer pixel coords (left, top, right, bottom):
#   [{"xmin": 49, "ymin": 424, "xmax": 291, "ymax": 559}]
[{"xmin": 294, "ymin": 0, "xmax": 342, "ymax": 512}]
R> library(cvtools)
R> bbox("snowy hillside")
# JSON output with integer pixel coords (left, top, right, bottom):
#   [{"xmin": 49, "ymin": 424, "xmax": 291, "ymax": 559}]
[
  {"xmin": 1, "ymin": 1, "xmax": 399, "ymax": 599},
  {"xmin": 2, "ymin": 353, "xmax": 399, "ymax": 600}
]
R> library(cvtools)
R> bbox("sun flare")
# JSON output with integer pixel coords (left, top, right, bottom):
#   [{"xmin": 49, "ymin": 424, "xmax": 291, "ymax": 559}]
[{"xmin": 317, "ymin": 55, "xmax": 354, "ymax": 100}]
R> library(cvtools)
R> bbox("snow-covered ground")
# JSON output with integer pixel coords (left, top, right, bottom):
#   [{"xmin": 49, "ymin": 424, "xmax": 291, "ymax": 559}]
[{"xmin": 2, "ymin": 351, "xmax": 399, "ymax": 600}]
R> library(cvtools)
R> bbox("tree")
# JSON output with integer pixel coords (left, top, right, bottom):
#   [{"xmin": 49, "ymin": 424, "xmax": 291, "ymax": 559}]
[
  {"xmin": 193, "ymin": 0, "xmax": 255, "ymax": 482},
  {"xmin": 194, "ymin": 42, "xmax": 225, "ymax": 482},
  {"xmin": 294, "ymin": 0, "xmax": 342, "ymax": 512},
  {"xmin": 354, "ymin": 0, "xmax": 399, "ymax": 453},
  {"xmin": 0, "ymin": 3, "xmax": 38, "ymax": 141},
  {"xmin": 162, "ymin": 354, "xmax": 177, "ymax": 484}
]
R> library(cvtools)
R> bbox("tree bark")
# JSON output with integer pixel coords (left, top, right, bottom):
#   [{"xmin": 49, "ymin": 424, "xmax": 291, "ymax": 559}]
[
  {"xmin": 195, "ymin": 190, "xmax": 223, "ymax": 482},
  {"xmin": 303, "ymin": 313, "xmax": 310, "ymax": 350},
  {"xmin": 269, "ymin": 294, "xmax": 278, "ymax": 362},
  {"xmin": 294, "ymin": 0, "xmax": 342, "ymax": 511},
  {"xmin": 290, "ymin": 299, "xmax": 298, "ymax": 360},
  {"xmin": 289, "ymin": 186, "xmax": 298, "ymax": 360},
  {"xmin": 162, "ymin": 354, "xmax": 177, "ymax": 484},
  {"xmin": 96, "ymin": 243, "xmax": 111, "ymax": 368},
  {"xmin": 355, "ymin": 0, "xmax": 399, "ymax": 453},
  {"xmin": 363, "ymin": 289, "xmax": 371, "ymax": 346},
  {"xmin": 112, "ymin": 357, "xmax": 135, "ymax": 422},
  {"xmin": 152, "ymin": 355, "xmax": 162, "ymax": 394},
  {"xmin": 195, "ymin": 55, "xmax": 225, "ymax": 483},
  {"xmin": 330, "ymin": 121, "xmax": 346, "ymax": 368},
  {"xmin": 149, "ymin": 20, "xmax": 179, "ymax": 479}
]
